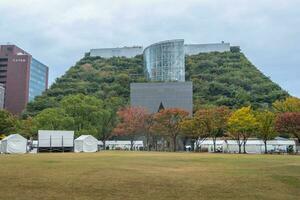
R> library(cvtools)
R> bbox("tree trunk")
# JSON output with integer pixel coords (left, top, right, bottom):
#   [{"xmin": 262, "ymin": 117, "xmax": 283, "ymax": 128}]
[
  {"xmin": 146, "ymin": 134, "xmax": 150, "ymax": 151},
  {"xmin": 213, "ymin": 137, "xmax": 216, "ymax": 153},
  {"xmin": 243, "ymin": 137, "xmax": 247, "ymax": 154},
  {"xmin": 172, "ymin": 136, "xmax": 177, "ymax": 152},
  {"xmin": 183, "ymin": 137, "xmax": 187, "ymax": 151},
  {"xmin": 191, "ymin": 139, "xmax": 195, "ymax": 152},
  {"xmin": 103, "ymin": 140, "xmax": 106, "ymax": 150},
  {"xmin": 264, "ymin": 140, "xmax": 267, "ymax": 154},
  {"xmin": 154, "ymin": 137, "xmax": 158, "ymax": 151},
  {"xmin": 238, "ymin": 141, "xmax": 242, "ymax": 154},
  {"xmin": 130, "ymin": 140, "xmax": 134, "ymax": 151}
]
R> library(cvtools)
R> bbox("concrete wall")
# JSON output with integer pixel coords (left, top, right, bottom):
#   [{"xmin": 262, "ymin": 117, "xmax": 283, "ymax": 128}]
[
  {"xmin": 184, "ymin": 42, "xmax": 230, "ymax": 55},
  {"xmin": 130, "ymin": 82, "xmax": 193, "ymax": 115},
  {"xmin": 90, "ymin": 46, "xmax": 143, "ymax": 58}
]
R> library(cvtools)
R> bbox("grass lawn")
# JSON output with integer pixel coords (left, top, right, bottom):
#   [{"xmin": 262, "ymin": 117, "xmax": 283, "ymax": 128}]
[{"xmin": 0, "ymin": 152, "xmax": 299, "ymax": 200}]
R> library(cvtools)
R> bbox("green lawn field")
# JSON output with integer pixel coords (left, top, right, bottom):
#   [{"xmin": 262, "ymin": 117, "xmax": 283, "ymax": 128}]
[{"xmin": 0, "ymin": 152, "xmax": 299, "ymax": 200}]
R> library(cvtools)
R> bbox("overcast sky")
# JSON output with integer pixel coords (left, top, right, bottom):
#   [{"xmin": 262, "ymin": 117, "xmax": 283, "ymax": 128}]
[{"xmin": 0, "ymin": 0, "xmax": 299, "ymax": 97}]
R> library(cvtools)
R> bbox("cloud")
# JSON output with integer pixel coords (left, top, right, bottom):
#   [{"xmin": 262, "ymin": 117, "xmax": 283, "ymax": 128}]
[{"xmin": 0, "ymin": 0, "xmax": 299, "ymax": 96}]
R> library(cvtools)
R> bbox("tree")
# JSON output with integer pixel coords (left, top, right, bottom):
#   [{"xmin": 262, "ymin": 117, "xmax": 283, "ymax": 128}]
[
  {"xmin": 273, "ymin": 97, "xmax": 300, "ymax": 112},
  {"xmin": 95, "ymin": 109, "xmax": 117, "ymax": 150},
  {"xmin": 60, "ymin": 94, "xmax": 104, "ymax": 136},
  {"xmin": 95, "ymin": 97, "xmax": 125, "ymax": 150},
  {"xmin": 227, "ymin": 106, "xmax": 258, "ymax": 153},
  {"xmin": 276, "ymin": 112, "xmax": 300, "ymax": 143},
  {"xmin": 33, "ymin": 108, "xmax": 75, "ymax": 130},
  {"xmin": 180, "ymin": 117, "xmax": 208, "ymax": 151},
  {"xmin": 180, "ymin": 107, "xmax": 230, "ymax": 152},
  {"xmin": 144, "ymin": 114, "xmax": 155, "ymax": 151},
  {"xmin": 255, "ymin": 110, "xmax": 277, "ymax": 154},
  {"xmin": 0, "ymin": 110, "xmax": 18, "ymax": 135},
  {"xmin": 113, "ymin": 106, "xmax": 149, "ymax": 150},
  {"xmin": 152, "ymin": 108, "xmax": 189, "ymax": 152},
  {"xmin": 18, "ymin": 117, "xmax": 38, "ymax": 139},
  {"xmin": 196, "ymin": 107, "xmax": 230, "ymax": 152}
]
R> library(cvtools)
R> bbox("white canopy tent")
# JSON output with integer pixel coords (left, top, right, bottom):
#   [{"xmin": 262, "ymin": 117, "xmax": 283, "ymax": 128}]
[
  {"xmin": 74, "ymin": 135, "xmax": 98, "ymax": 153},
  {"xmin": 267, "ymin": 137, "xmax": 296, "ymax": 153},
  {"xmin": 1, "ymin": 134, "xmax": 27, "ymax": 154},
  {"xmin": 38, "ymin": 130, "xmax": 74, "ymax": 152},
  {"xmin": 105, "ymin": 140, "xmax": 144, "ymax": 150},
  {"xmin": 198, "ymin": 139, "xmax": 224, "ymax": 152},
  {"xmin": 196, "ymin": 137, "xmax": 296, "ymax": 154}
]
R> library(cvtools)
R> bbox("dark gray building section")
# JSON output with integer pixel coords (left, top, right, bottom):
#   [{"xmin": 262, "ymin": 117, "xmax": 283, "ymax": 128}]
[{"xmin": 130, "ymin": 82, "xmax": 193, "ymax": 114}]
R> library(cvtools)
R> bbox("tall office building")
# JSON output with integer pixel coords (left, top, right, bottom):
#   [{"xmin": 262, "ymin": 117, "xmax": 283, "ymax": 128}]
[
  {"xmin": 143, "ymin": 39, "xmax": 185, "ymax": 82},
  {"xmin": 0, "ymin": 45, "xmax": 48, "ymax": 115},
  {"xmin": 0, "ymin": 83, "xmax": 4, "ymax": 109}
]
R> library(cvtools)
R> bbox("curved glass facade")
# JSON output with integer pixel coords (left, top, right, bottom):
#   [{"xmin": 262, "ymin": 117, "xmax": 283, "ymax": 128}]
[{"xmin": 143, "ymin": 39, "xmax": 185, "ymax": 82}]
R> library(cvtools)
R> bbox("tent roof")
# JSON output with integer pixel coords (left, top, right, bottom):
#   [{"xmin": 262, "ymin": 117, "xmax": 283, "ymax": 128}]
[
  {"xmin": 75, "ymin": 135, "xmax": 97, "ymax": 141},
  {"xmin": 2, "ymin": 134, "xmax": 26, "ymax": 141},
  {"xmin": 274, "ymin": 137, "xmax": 289, "ymax": 141},
  {"xmin": 106, "ymin": 140, "xmax": 144, "ymax": 145},
  {"xmin": 224, "ymin": 140, "xmax": 264, "ymax": 145},
  {"xmin": 200, "ymin": 139, "xmax": 224, "ymax": 145},
  {"xmin": 224, "ymin": 139, "xmax": 295, "ymax": 145}
]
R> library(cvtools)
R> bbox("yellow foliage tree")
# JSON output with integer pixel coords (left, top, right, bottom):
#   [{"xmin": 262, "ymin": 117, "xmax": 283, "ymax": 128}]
[
  {"xmin": 227, "ymin": 106, "xmax": 258, "ymax": 153},
  {"xmin": 273, "ymin": 97, "xmax": 300, "ymax": 112},
  {"xmin": 255, "ymin": 111, "xmax": 277, "ymax": 154}
]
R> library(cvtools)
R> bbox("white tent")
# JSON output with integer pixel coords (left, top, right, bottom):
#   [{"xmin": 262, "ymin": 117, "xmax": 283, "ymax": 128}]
[
  {"xmin": 223, "ymin": 140, "xmax": 264, "ymax": 154},
  {"xmin": 223, "ymin": 140, "xmax": 240, "ymax": 153},
  {"xmin": 38, "ymin": 130, "xmax": 74, "ymax": 152},
  {"xmin": 105, "ymin": 140, "xmax": 144, "ymax": 150},
  {"xmin": 244, "ymin": 140, "xmax": 264, "ymax": 154},
  {"xmin": 74, "ymin": 135, "xmax": 98, "ymax": 153},
  {"xmin": 267, "ymin": 137, "xmax": 296, "ymax": 153},
  {"xmin": 198, "ymin": 139, "xmax": 224, "ymax": 152},
  {"xmin": 223, "ymin": 138, "xmax": 296, "ymax": 154},
  {"xmin": 1, "ymin": 134, "xmax": 27, "ymax": 154}
]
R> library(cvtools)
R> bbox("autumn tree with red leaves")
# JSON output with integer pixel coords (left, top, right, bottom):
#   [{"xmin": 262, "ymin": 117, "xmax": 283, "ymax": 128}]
[
  {"xmin": 113, "ymin": 106, "xmax": 149, "ymax": 150},
  {"xmin": 152, "ymin": 108, "xmax": 189, "ymax": 152},
  {"xmin": 276, "ymin": 112, "xmax": 300, "ymax": 143}
]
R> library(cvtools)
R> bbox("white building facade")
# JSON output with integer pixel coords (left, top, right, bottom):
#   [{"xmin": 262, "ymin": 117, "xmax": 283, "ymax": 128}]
[
  {"xmin": 90, "ymin": 46, "xmax": 143, "ymax": 58},
  {"xmin": 184, "ymin": 42, "xmax": 230, "ymax": 55},
  {"xmin": 89, "ymin": 41, "xmax": 231, "ymax": 59}
]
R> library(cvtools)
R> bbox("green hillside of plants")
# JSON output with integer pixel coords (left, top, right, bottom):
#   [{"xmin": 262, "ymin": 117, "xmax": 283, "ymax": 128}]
[{"xmin": 24, "ymin": 51, "xmax": 288, "ymax": 116}]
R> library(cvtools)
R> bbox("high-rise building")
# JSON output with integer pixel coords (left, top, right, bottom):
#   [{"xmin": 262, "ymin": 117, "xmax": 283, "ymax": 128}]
[
  {"xmin": 143, "ymin": 39, "xmax": 185, "ymax": 82},
  {"xmin": 0, "ymin": 45, "xmax": 48, "ymax": 115},
  {"xmin": 0, "ymin": 83, "xmax": 4, "ymax": 109}
]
